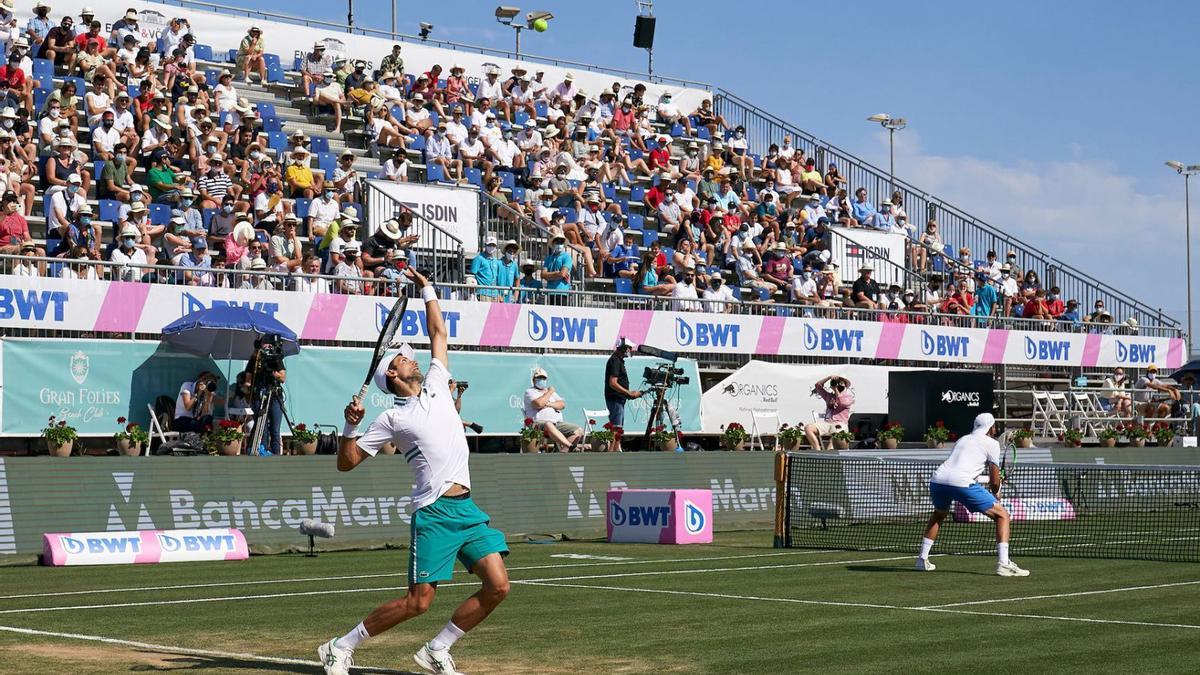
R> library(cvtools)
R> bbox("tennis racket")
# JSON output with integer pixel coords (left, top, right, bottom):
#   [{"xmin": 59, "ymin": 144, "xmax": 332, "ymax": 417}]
[
  {"xmin": 355, "ymin": 293, "xmax": 409, "ymax": 403},
  {"xmin": 999, "ymin": 442, "xmax": 1018, "ymax": 497}
]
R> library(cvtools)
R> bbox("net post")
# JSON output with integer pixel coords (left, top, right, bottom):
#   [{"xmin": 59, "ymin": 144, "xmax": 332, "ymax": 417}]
[{"xmin": 773, "ymin": 451, "xmax": 788, "ymax": 548}]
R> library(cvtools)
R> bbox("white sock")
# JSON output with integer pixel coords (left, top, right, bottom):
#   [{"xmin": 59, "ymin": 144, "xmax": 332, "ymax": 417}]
[
  {"xmin": 918, "ymin": 537, "xmax": 935, "ymax": 560},
  {"xmin": 335, "ymin": 622, "xmax": 370, "ymax": 650},
  {"xmin": 997, "ymin": 542, "xmax": 1010, "ymax": 565},
  {"xmin": 428, "ymin": 621, "xmax": 465, "ymax": 652}
]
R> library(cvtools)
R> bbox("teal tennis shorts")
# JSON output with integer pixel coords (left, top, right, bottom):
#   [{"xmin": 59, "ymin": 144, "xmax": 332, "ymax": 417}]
[{"xmin": 409, "ymin": 494, "xmax": 509, "ymax": 585}]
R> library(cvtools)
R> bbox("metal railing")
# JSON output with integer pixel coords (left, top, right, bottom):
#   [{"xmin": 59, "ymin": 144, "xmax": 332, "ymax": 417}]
[
  {"xmin": 711, "ymin": 89, "xmax": 1179, "ymax": 332},
  {"xmin": 155, "ymin": 0, "xmax": 711, "ymax": 89},
  {"xmin": 365, "ymin": 181, "xmax": 465, "ymax": 283},
  {"xmin": 0, "ymin": 255, "xmax": 1178, "ymax": 338}
]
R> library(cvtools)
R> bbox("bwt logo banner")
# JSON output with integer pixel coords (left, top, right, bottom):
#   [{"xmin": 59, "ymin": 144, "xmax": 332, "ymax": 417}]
[
  {"xmin": 804, "ymin": 324, "xmax": 865, "ymax": 352},
  {"xmin": 684, "ymin": 500, "xmax": 706, "ymax": 534},
  {"xmin": 182, "ymin": 292, "xmax": 279, "ymax": 319},
  {"xmin": 1024, "ymin": 337, "xmax": 1071, "ymax": 361},
  {"xmin": 0, "ymin": 288, "xmax": 68, "ymax": 322},
  {"xmin": 1115, "ymin": 341, "xmax": 1157, "ymax": 364},
  {"xmin": 158, "ymin": 532, "xmax": 238, "ymax": 553},
  {"xmin": 609, "ymin": 501, "xmax": 671, "ymax": 528},
  {"xmin": 527, "ymin": 311, "xmax": 597, "ymax": 343},
  {"xmin": 921, "ymin": 330, "xmax": 970, "ymax": 358},
  {"xmin": 675, "ymin": 318, "xmax": 740, "ymax": 348},
  {"xmin": 60, "ymin": 534, "xmax": 141, "ymax": 555},
  {"xmin": 377, "ymin": 304, "xmax": 461, "ymax": 337}
]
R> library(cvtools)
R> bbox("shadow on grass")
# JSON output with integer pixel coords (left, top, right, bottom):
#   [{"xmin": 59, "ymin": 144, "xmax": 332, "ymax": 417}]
[
  {"xmin": 844, "ymin": 564, "xmax": 983, "ymax": 575},
  {"xmin": 130, "ymin": 655, "xmax": 417, "ymax": 673}
]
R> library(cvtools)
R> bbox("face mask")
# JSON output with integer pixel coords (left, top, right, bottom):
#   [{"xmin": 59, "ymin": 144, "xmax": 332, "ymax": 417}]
[
  {"xmin": 503, "ymin": 252, "xmax": 514, "ymax": 261},
  {"xmin": 250, "ymin": 151, "xmax": 262, "ymax": 161},
  {"xmin": 115, "ymin": 152, "xmax": 127, "ymax": 163},
  {"xmin": 122, "ymin": 236, "xmax": 136, "ymax": 248},
  {"xmin": 533, "ymin": 378, "xmax": 547, "ymax": 390},
  {"xmin": 67, "ymin": 185, "xmax": 79, "ymax": 193},
  {"xmin": 181, "ymin": 198, "xmax": 193, "ymax": 208},
  {"xmin": 553, "ymin": 244, "xmax": 565, "ymax": 254},
  {"xmin": 688, "ymin": 150, "xmax": 697, "ymax": 157},
  {"xmin": 541, "ymin": 200, "xmax": 551, "ymax": 207},
  {"xmin": 49, "ymin": 109, "xmax": 60, "ymax": 118},
  {"xmin": 221, "ymin": 205, "xmax": 233, "ymax": 214},
  {"xmin": 80, "ymin": 216, "xmax": 92, "ymax": 226},
  {"xmin": 2, "ymin": 120, "xmax": 12, "ymax": 129},
  {"xmin": 485, "ymin": 244, "xmax": 497, "ymax": 255},
  {"xmin": 503, "ymin": 132, "xmax": 513, "ymax": 140},
  {"xmin": 325, "ymin": 191, "xmax": 335, "ymax": 200}
]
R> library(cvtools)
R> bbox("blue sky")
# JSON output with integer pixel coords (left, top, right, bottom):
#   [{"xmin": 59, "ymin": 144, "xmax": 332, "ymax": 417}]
[{"xmin": 243, "ymin": 0, "xmax": 1198, "ymax": 338}]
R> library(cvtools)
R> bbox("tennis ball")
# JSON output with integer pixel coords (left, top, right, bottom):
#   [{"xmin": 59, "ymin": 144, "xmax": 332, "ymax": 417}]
[{"xmin": 532, "ymin": 18, "xmax": 548, "ymax": 32}]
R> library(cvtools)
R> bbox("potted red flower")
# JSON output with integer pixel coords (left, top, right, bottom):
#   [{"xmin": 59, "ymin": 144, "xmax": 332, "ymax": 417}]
[
  {"xmin": 721, "ymin": 422, "xmax": 749, "ymax": 451},
  {"xmin": 588, "ymin": 421, "xmax": 615, "ymax": 453},
  {"xmin": 650, "ymin": 425, "xmax": 677, "ymax": 452},
  {"xmin": 113, "ymin": 417, "xmax": 149, "ymax": 456},
  {"xmin": 41, "ymin": 415, "xmax": 77, "ymax": 457},
  {"xmin": 290, "ymin": 423, "xmax": 319, "ymax": 455},
  {"xmin": 205, "ymin": 419, "xmax": 245, "ymax": 456},
  {"xmin": 777, "ymin": 423, "xmax": 805, "ymax": 451},
  {"xmin": 877, "ymin": 422, "xmax": 904, "ymax": 450},
  {"xmin": 924, "ymin": 421, "xmax": 951, "ymax": 448},
  {"xmin": 519, "ymin": 417, "xmax": 544, "ymax": 453}
]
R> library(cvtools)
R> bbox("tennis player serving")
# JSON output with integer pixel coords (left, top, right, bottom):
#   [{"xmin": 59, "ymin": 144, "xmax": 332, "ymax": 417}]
[
  {"xmin": 319, "ymin": 268, "xmax": 510, "ymax": 675},
  {"xmin": 915, "ymin": 412, "xmax": 1030, "ymax": 577}
]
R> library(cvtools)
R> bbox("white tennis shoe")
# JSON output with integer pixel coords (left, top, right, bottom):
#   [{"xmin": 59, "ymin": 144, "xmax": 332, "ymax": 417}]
[
  {"xmin": 915, "ymin": 557, "xmax": 936, "ymax": 571},
  {"xmin": 996, "ymin": 560, "xmax": 1030, "ymax": 577},
  {"xmin": 415, "ymin": 642, "xmax": 463, "ymax": 674},
  {"xmin": 318, "ymin": 638, "xmax": 354, "ymax": 675}
]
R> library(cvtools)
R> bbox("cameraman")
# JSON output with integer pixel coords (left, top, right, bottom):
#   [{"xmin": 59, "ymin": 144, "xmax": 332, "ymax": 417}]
[
  {"xmin": 448, "ymin": 378, "xmax": 484, "ymax": 435},
  {"xmin": 604, "ymin": 338, "xmax": 642, "ymax": 452},
  {"xmin": 804, "ymin": 375, "xmax": 855, "ymax": 451},
  {"xmin": 174, "ymin": 371, "xmax": 219, "ymax": 433},
  {"xmin": 248, "ymin": 336, "xmax": 287, "ymax": 455}
]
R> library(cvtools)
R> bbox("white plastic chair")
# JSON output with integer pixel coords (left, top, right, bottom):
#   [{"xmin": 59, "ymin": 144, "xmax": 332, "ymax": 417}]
[
  {"xmin": 146, "ymin": 403, "xmax": 180, "ymax": 456},
  {"xmin": 581, "ymin": 408, "xmax": 610, "ymax": 445},
  {"xmin": 750, "ymin": 409, "xmax": 781, "ymax": 451}
]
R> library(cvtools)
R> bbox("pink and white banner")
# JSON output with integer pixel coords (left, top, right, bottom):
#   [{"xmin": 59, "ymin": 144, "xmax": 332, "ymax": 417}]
[
  {"xmin": 606, "ymin": 489, "xmax": 713, "ymax": 545},
  {"xmin": 42, "ymin": 528, "xmax": 249, "ymax": 566},
  {"xmin": 0, "ymin": 275, "xmax": 1183, "ymax": 369}
]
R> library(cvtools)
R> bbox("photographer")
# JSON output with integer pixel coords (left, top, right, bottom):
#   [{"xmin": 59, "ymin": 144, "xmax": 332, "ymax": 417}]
[
  {"xmin": 604, "ymin": 338, "xmax": 642, "ymax": 452},
  {"xmin": 173, "ymin": 370, "xmax": 219, "ymax": 433},
  {"xmin": 448, "ymin": 378, "xmax": 484, "ymax": 435},
  {"xmin": 804, "ymin": 375, "xmax": 855, "ymax": 451},
  {"xmin": 523, "ymin": 368, "xmax": 583, "ymax": 452},
  {"xmin": 247, "ymin": 335, "xmax": 287, "ymax": 455}
]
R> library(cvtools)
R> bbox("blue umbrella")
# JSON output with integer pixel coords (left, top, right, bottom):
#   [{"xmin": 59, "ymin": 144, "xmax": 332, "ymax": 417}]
[{"xmin": 161, "ymin": 306, "xmax": 300, "ymax": 360}]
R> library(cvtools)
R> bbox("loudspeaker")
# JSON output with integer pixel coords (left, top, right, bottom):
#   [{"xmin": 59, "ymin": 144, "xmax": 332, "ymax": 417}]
[{"xmin": 633, "ymin": 16, "xmax": 656, "ymax": 49}]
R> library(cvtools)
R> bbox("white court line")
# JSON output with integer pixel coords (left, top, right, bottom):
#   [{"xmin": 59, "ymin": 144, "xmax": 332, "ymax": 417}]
[
  {"xmin": 519, "ymin": 580, "xmax": 1200, "ymax": 631},
  {"xmin": 0, "ymin": 549, "xmax": 838, "ymax": 601},
  {"xmin": 918, "ymin": 579, "xmax": 1200, "ymax": 609},
  {"xmin": 0, "ymin": 553, "xmax": 911, "ymax": 615},
  {"xmin": 0, "ymin": 624, "xmax": 408, "ymax": 673}
]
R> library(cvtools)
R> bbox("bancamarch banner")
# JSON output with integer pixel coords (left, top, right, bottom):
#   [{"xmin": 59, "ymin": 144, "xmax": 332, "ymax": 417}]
[
  {"xmin": 367, "ymin": 180, "xmax": 481, "ymax": 254},
  {"xmin": 701, "ymin": 362, "xmax": 920, "ymax": 434},
  {"xmin": 17, "ymin": 1, "xmax": 712, "ymax": 111},
  {"xmin": 0, "ymin": 275, "xmax": 1183, "ymax": 369},
  {"xmin": 0, "ymin": 454, "xmax": 777, "ymax": 557},
  {"xmin": 0, "ymin": 338, "xmax": 701, "ymax": 436}
]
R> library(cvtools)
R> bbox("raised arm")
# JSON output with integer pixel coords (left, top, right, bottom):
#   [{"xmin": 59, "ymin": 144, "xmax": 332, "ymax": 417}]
[{"xmin": 406, "ymin": 267, "xmax": 448, "ymax": 367}]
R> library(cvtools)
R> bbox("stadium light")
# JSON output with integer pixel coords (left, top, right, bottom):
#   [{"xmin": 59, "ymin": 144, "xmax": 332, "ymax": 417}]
[
  {"xmin": 867, "ymin": 114, "xmax": 907, "ymax": 195},
  {"xmin": 495, "ymin": 6, "xmax": 552, "ymax": 61},
  {"xmin": 1166, "ymin": 160, "xmax": 1200, "ymax": 354}
]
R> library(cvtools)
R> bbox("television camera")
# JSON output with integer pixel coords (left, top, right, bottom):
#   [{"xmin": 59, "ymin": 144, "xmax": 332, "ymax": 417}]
[{"xmin": 636, "ymin": 344, "xmax": 686, "ymax": 449}]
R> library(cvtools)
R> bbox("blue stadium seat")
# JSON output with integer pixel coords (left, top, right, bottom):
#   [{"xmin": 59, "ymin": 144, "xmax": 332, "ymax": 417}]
[
  {"xmin": 148, "ymin": 203, "xmax": 171, "ymax": 226},
  {"xmin": 407, "ymin": 134, "xmax": 425, "ymax": 151},
  {"xmin": 614, "ymin": 278, "xmax": 633, "ymax": 294},
  {"xmin": 294, "ymin": 198, "xmax": 311, "ymax": 220},
  {"xmin": 267, "ymin": 131, "xmax": 287, "ymax": 152},
  {"xmin": 263, "ymin": 53, "xmax": 281, "ymax": 70},
  {"xmin": 309, "ymin": 136, "xmax": 330, "ymax": 154},
  {"xmin": 497, "ymin": 171, "xmax": 516, "ymax": 191},
  {"xmin": 33, "ymin": 88, "xmax": 50, "ymax": 112},
  {"xmin": 202, "ymin": 208, "xmax": 215, "ymax": 230},
  {"xmin": 642, "ymin": 230, "xmax": 659, "ymax": 247},
  {"xmin": 193, "ymin": 44, "xmax": 214, "ymax": 62},
  {"xmin": 205, "ymin": 69, "xmax": 220, "ymax": 88},
  {"xmin": 262, "ymin": 117, "xmax": 284, "ymax": 133},
  {"xmin": 513, "ymin": 110, "xmax": 530, "ymax": 126},
  {"xmin": 628, "ymin": 148, "xmax": 643, "ymax": 162},
  {"xmin": 426, "ymin": 163, "xmax": 445, "ymax": 182},
  {"xmin": 98, "ymin": 199, "xmax": 120, "ymax": 223},
  {"xmin": 670, "ymin": 123, "xmax": 684, "ymax": 137},
  {"xmin": 730, "ymin": 286, "xmax": 743, "ymax": 301},
  {"xmin": 629, "ymin": 186, "xmax": 645, "ymax": 203},
  {"xmin": 256, "ymin": 102, "xmax": 277, "ymax": 119},
  {"xmin": 558, "ymin": 207, "xmax": 577, "ymax": 223},
  {"xmin": 226, "ymin": 49, "xmax": 238, "ymax": 63},
  {"xmin": 627, "ymin": 213, "xmax": 644, "ymax": 231},
  {"xmin": 661, "ymin": 247, "xmax": 674, "ymax": 264},
  {"xmin": 756, "ymin": 287, "xmax": 772, "ymax": 301},
  {"xmin": 645, "ymin": 138, "xmax": 658, "ymax": 151},
  {"xmin": 292, "ymin": 56, "xmax": 302, "ymax": 71},
  {"xmin": 127, "ymin": 84, "xmax": 140, "ymax": 99},
  {"xmin": 267, "ymin": 64, "xmax": 285, "ymax": 84},
  {"xmin": 464, "ymin": 167, "xmax": 482, "ymax": 187},
  {"xmin": 696, "ymin": 127, "xmax": 711, "ymax": 141},
  {"xmin": 512, "ymin": 185, "xmax": 526, "ymax": 203},
  {"xmin": 602, "ymin": 182, "xmax": 617, "ymax": 201},
  {"xmin": 534, "ymin": 101, "xmax": 548, "ymax": 118},
  {"xmin": 32, "ymin": 58, "xmax": 53, "ymax": 83},
  {"xmin": 746, "ymin": 186, "xmax": 758, "ymax": 202}
]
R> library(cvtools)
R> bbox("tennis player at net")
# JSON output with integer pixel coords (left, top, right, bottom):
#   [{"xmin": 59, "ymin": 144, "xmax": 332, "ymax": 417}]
[
  {"xmin": 915, "ymin": 412, "xmax": 1030, "ymax": 577},
  {"xmin": 319, "ymin": 268, "xmax": 511, "ymax": 675}
]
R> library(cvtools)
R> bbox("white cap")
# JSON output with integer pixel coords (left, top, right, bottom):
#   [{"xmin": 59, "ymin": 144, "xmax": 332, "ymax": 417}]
[
  {"xmin": 973, "ymin": 412, "xmax": 995, "ymax": 434},
  {"xmin": 531, "ymin": 367, "xmax": 548, "ymax": 380},
  {"xmin": 372, "ymin": 345, "xmax": 415, "ymax": 394}
]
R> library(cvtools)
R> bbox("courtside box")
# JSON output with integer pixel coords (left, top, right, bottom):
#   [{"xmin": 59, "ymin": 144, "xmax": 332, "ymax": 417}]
[
  {"xmin": 42, "ymin": 528, "xmax": 249, "ymax": 566},
  {"xmin": 606, "ymin": 489, "xmax": 713, "ymax": 544}
]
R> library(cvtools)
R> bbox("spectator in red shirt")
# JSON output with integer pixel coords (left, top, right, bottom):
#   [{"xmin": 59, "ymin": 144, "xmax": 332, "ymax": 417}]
[
  {"xmin": 0, "ymin": 191, "xmax": 36, "ymax": 255},
  {"xmin": 940, "ymin": 284, "xmax": 973, "ymax": 315},
  {"xmin": 643, "ymin": 181, "xmax": 665, "ymax": 211},
  {"xmin": 647, "ymin": 136, "xmax": 672, "ymax": 176},
  {"xmin": 0, "ymin": 54, "xmax": 29, "ymax": 111},
  {"xmin": 1023, "ymin": 289, "xmax": 1054, "ymax": 320},
  {"xmin": 762, "ymin": 242, "xmax": 793, "ymax": 290},
  {"xmin": 1045, "ymin": 285, "xmax": 1066, "ymax": 318}
]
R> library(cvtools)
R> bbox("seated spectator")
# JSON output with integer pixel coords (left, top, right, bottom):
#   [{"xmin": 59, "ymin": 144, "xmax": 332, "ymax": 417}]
[
  {"xmin": 1101, "ymin": 368, "xmax": 1133, "ymax": 417},
  {"xmin": 310, "ymin": 70, "xmax": 347, "ymax": 133},
  {"xmin": 174, "ymin": 371, "xmax": 219, "ymax": 433},
  {"xmin": 903, "ymin": 289, "xmax": 927, "ymax": 312},
  {"xmin": 301, "ymin": 41, "xmax": 333, "ymax": 94},
  {"xmin": 270, "ymin": 215, "xmax": 303, "ymax": 273},
  {"xmin": 636, "ymin": 250, "xmax": 674, "ymax": 296},
  {"xmin": 691, "ymin": 98, "xmax": 728, "ymax": 138},
  {"xmin": 1059, "ymin": 298, "xmax": 1082, "ymax": 325},
  {"xmin": 59, "ymin": 246, "xmax": 101, "ymax": 280},
  {"xmin": 294, "ymin": 255, "xmax": 331, "ymax": 293},
  {"xmin": 362, "ymin": 217, "xmax": 412, "ymax": 288},
  {"xmin": 851, "ymin": 188, "xmax": 875, "ymax": 226},
  {"xmin": 333, "ymin": 242, "xmax": 365, "ymax": 294},
  {"xmin": 1045, "ymin": 286, "xmax": 1066, "ymax": 318},
  {"xmin": 423, "ymin": 122, "xmax": 462, "ymax": 183},
  {"xmin": 1135, "ymin": 365, "xmax": 1179, "ymax": 418},
  {"xmin": 110, "ymin": 224, "xmax": 148, "ymax": 280},
  {"xmin": 847, "ymin": 265, "xmax": 880, "ymax": 309},
  {"xmin": 324, "ymin": 221, "xmax": 358, "ymax": 273},
  {"xmin": 702, "ymin": 275, "xmax": 736, "ymax": 312},
  {"xmin": 940, "ymin": 284, "xmax": 973, "ymax": 315},
  {"xmin": 224, "ymin": 220, "xmax": 255, "ymax": 268},
  {"xmin": 805, "ymin": 376, "xmax": 854, "ymax": 450},
  {"xmin": 671, "ymin": 264, "xmax": 702, "ymax": 311},
  {"xmin": 523, "ymin": 368, "xmax": 583, "ymax": 452},
  {"xmin": 733, "ymin": 241, "xmax": 774, "ymax": 295},
  {"xmin": 0, "ymin": 190, "xmax": 35, "ymax": 255},
  {"xmin": 237, "ymin": 26, "xmax": 266, "ymax": 83},
  {"xmin": 177, "ymin": 237, "xmax": 214, "ymax": 286},
  {"xmin": 237, "ymin": 239, "xmax": 267, "ymax": 271},
  {"xmin": 1022, "ymin": 289, "xmax": 1054, "ymax": 320},
  {"xmin": 12, "ymin": 242, "xmax": 41, "ymax": 276},
  {"xmin": 284, "ymin": 147, "xmax": 322, "ymax": 199}
]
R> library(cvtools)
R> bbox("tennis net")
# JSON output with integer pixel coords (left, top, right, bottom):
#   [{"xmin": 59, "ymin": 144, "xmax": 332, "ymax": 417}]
[{"xmin": 781, "ymin": 453, "xmax": 1200, "ymax": 562}]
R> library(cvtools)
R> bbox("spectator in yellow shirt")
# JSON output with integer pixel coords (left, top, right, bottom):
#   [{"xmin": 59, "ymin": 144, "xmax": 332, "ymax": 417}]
[
  {"xmin": 799, "ymin": 158, "xmax": 825, "ymax": 195},
  {"xmin": 284, "ymin": 148, "xmax": 322, "ymax": 199},
  {"xmin": 705, "ymin": 141, "xmax": 725, "ymax": 174},
  {"xmin": 237, "ymin": 26, "xmax": 267, "ymax": 84}
]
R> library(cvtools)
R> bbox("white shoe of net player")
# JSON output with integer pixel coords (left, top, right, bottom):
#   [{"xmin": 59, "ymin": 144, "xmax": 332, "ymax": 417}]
[
  {"xmin": 414, "ymin": 642, "xmax": 463, "ymax": 674},
  {"xmin": 996, "ymin": 560, "xmax": 1031, "ymax": 577},
  {"xmin": 915, "ymin": 557, "xmax": 936, "ymax": 571},
  {"xmin": 318, "ymin": 638, "xmax": 354, "ymax": 675}
]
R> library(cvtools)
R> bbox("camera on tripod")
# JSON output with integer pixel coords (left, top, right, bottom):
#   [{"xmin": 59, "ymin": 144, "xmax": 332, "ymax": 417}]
[
  {"xmin": 253, "ymin": 334, "xmax": 287, "ymax": 388},
  {"xmin": 643, "ymin": 363, "xmax": 689, "ymax": 388}
]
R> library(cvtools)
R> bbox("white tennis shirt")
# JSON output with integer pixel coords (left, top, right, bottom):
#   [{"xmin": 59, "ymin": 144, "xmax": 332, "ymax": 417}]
[
  {"xmin": 930, "ymin": 430, "xmax": 1001, "ymax": 488},
  {"xmin": 357, "ymin": 359, "xmax": 471, "ymax": 510}
]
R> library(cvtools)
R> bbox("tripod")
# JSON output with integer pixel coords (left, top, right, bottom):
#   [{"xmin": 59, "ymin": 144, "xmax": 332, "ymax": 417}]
[
  {"xmin": 248, "ymin": 383, "xmax": 295, "ymax": 455},
  {"xmin": 642, "ymin": 384, "xmax": 682, "ymax": 450}
]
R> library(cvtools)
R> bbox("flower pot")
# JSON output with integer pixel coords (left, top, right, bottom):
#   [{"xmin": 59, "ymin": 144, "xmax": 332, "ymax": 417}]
[
  {"xmin": 589, "ymin": 440, "xmax": 608, "ymax": 453},
  {"xmin": 292, "ymin": 440, "xmax": 318, "ymax": 455},
  {"xmin": 780, "ymin": 438, "xmax": 802, "ymax": 452},
  {"xmin": 46, "ymin": 439, "xmax": 73, "ymax": 457},
  {"xmin": 881, "ymin": 437, "xmax": 899, "ymax": 450},
  {"xmin": 722, "ymin": 439, "xmax": 746, "ymax": 452},
  {"xmin": 656, "ymin": 438, "xmax": 678, "ymax": 452},
  {"xmin": 925, "ymin": 440, "xmax": 944, "ymax": 449},
  {"xmin": 1128, "ymin": 438, "xmax": 1146, "ymax": 448},
  {"xmin": 832, "ymin": 438, "xmax": 850, "ymax": 450},
  {"xmin": 116, "ymin": 439, "xmax": 141, "ymax": 456},
  {"xmin": 218, "ymin": 439, "xmax": 243, "ymax": 456},
  {"xmin": 520, "ymin": 438, "xmax": 542, "ymax": 453},
  {"xmin": 1016, "ymin": 437, "xmax": 1033, "ymax": 449}
]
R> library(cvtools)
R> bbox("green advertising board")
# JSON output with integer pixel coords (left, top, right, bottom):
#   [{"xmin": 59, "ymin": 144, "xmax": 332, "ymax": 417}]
[
  {"xmin": 0, "ymin": 453, "xmax": 776, "ymax": 560},
  {"xmin": 0, "ymin": 338, "xmax": 701, "ymax": 436}
]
